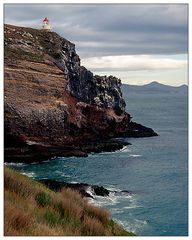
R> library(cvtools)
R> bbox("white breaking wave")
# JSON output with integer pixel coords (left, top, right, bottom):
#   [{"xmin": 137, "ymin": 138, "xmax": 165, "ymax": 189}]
[
  {"xmin": 88, "ymin": 190, "xmax": 134, "ymax": 208},
  {"xmin": 21, "ymin": 172, "xmax": 36, "ymax": 178},
  {"xmin": 88, "ymin": 194, "xmax": 119, "ymax": 207},
  {"xmin": 86, "ymin": 185, "xmax": 147, "ymax": 234},
  {"xmin": 86, "ymin": 186, "xmax": 94, "ymax": 198},
  {"xmin": 115, "ymin": 218, "xmax": 148, "ymax": 234},
  {"xmin": 123, "ymin": 205, "xmax": 141, "ymax": 209},
  {"xmin": 110, "ymin": 207, "xmax": 125, "ymax": 214},
  {"xmin": 4, "ymin": 162, "xmax": 26, "ymax": 167},
  {"xmin": 117, "ymin": 146, "xmax": 131, "ymax": 153},
  {"xmin": 54, "ymin": 170, "xmax": 71, "ymax": 178},
  {"xmin": 96, "ymin": 145, "xmax": 130, "ymax": 156},
  {"xmin": 104, "ymin": 185, "xmax": 122, "ymax": 192},
  {"xmin": 129, "ymin": 154, "xmax": 142, "ymax": 157}
]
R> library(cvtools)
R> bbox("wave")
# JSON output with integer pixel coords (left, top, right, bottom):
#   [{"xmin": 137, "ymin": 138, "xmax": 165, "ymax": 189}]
[
  {"xmin": 129, "ymin": 154, "xmax": 142, "ymax": 157},
  {"xmin": 21, "ymin": 172, "xmax": 36, "ymax": 178},
  {"xmin": 88, "ymin": 190, "xmax": 135, "ymax": 208},
  {"xmin": 86, "ymin": 186, "xmax": 94, "ymax": 198},
  {"xmin": 115, "ymin": 218, "xmax": 148, "ymax": 234},
  {"xmin": 104, "ymin": 185, "xmax": 122, "ymax": 192},
  {"xmin": 4, "ymin": 162, "xmax": 26, "ymax": 167},
  {"xmin": 110, "ymin": 207, "xmax": 125, "ymax": 214},
  {"xmin": 116, "ymin": 145, "xmax": 131, "ymax": 153},
  {"xmin": 123, "ymin": 205, "xmax": 141, "ymax": 209},
  {"xmin": 88, "ymin": 195, "xmax": 119, "ymax": 207}
]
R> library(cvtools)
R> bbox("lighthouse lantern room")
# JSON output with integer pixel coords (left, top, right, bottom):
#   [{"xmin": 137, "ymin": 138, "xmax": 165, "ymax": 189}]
[{"xmin": 42, "ymin": 17, "xmax": 52, "ymax": 31}]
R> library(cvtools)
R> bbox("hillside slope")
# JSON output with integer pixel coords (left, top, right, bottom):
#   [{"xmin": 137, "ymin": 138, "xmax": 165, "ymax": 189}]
[{"xmin": 4, "ymin": 167, "xmax": 135, "ymax": 236}]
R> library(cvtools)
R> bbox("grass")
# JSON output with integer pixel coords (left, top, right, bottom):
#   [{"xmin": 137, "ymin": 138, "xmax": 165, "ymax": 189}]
[
  {"xmin": 35, "ymin": 191, "xmax": 52, "ymax": 207},
  {"xmin": 4, "ymin": 166, "xmax": 135, "ymax": 236}
]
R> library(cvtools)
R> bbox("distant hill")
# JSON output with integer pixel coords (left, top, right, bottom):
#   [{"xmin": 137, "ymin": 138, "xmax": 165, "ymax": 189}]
[{"xmin": 122, "ymin": 81, "xmax": 188, "ymax": 94}]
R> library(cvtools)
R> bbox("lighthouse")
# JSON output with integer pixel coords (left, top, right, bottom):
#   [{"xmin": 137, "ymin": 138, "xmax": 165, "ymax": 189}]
[{"xmin": 42, "ymin": 17, "xmax": 52, "ymax": 31}]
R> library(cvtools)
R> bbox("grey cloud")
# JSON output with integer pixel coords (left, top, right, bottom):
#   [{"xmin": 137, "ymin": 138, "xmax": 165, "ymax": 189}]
[{"xmin": 4, "ymin": 4, "xmax": 188, "ymax": 57}]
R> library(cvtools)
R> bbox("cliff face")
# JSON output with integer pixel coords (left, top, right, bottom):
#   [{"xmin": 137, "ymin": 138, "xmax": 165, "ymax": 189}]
[
  {"xmin": 52, "ymin": 33, "xmax": 126, "ymax": 111},
  {"xmin": 4, "ymin": 24, "xmax": 157, "ymax": 162}
]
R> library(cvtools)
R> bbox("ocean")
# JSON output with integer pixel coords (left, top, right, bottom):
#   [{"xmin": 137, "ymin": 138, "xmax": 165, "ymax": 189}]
[{"xmin": 6, "ymin": 91, "xmax": 188, "ymax": 236}]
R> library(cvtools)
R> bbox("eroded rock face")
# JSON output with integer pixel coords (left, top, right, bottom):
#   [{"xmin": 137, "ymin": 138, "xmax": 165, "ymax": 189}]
[
  {"xmin": 48, "ymin": 31, "xmax": 126, "ymax": 113},
  {"xmin": 68, "ymin": 69, "xmax": 126, "ymax": 113},
  {"xmin": 4, "ymin": 24, "xmax": 157, "ymax": 161}
]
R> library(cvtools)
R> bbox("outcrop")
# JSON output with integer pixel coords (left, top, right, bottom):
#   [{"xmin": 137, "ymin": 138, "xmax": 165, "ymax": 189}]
[
  {"xmin": 4, "ymin": 24, "xmax": 157, "ymax": 162},
  {"xmin": 39, "ymin": 179, "xmax": 134, "ymax": 199},
  {"xmin": 39, "ymin": 179, "xmax": 110, "ymax": 198}
]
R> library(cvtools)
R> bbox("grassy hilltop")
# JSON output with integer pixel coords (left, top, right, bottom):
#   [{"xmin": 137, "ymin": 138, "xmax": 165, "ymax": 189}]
[{"xmin": 4, "ymin": 167, "xmax": 135, "ymax": 236}]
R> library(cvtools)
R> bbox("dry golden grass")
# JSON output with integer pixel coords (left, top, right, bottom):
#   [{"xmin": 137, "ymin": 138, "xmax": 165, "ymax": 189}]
[
  {"xmin": 4, "ymin": 167, "xmax": 134, "ymax": 236},
  {"xmin": 82, "ymin": 215, "xmax": 110, "ymax": 236},
  {"xmin": 4, "ymin": 201, "xmax": 35, "ymax": 236},
  {"xmin": 86, "ymin": 204, "xmax": 110, "ymax": 225}
]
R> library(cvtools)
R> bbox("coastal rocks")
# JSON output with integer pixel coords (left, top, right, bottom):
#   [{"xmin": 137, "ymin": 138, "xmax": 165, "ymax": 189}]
[
  {"xmin": 39, "ymin": 179, "xmax": 110, "ymax": 198},
  {"xmin": 93, "ymin": 186, "xmax": 110, "ymax": 196},
  {"xmin": 4, "ymin": 139, "xmax": 130, "ymax": 163},
  {"xmin": 125, "ymin": 121, "xmax": 158, "ymax": 138},
  {"xmin": 39, "ymin": 179, "xmax": 134, "ymax": 199}
]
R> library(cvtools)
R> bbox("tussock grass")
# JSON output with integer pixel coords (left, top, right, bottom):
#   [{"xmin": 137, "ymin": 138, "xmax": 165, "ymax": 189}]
[
  {"xmin": 82, "ymin": 216, "xmax": 110, "ymax": 236},
  {"xmin": 86, "ymin": 204, "xmax": 110, "ymax": 225},
  {"xmin": 4, "ymin": 167, "xmax": 135, "ymax": 236}
]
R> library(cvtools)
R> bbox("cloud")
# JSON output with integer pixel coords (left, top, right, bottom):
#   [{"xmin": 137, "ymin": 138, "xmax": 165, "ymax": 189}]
[
  {"xmin": 4, "ymin": 4, "xmax": 188, "ymax": 86},
  {"xmin": 81, "ymin": 55, "xmax": 187, "ymax": 72},
  {"xmin": 4, "ymin": 4, "xmax": 188, "ymax": 57}
]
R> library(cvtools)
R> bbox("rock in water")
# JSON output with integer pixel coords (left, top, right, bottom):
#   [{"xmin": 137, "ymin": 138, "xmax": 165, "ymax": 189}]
[
  {"xmin": 92, "ymin": 186, "xmax": 110, "ymax": 197},
  {"xmin": 39, "ymin": 179, "xmax": 110, "ymax": 198}
]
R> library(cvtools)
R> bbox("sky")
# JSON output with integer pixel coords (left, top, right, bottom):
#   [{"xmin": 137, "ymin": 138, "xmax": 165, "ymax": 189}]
[{"xmin": 4, "ymin": 4, "xmax": 188, "ymax": 86}]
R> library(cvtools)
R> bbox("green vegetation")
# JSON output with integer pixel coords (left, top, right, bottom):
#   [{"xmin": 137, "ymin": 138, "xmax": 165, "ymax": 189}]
[
  {"xmin": 35, "ymin": 192, "xmax": 52, "ymax": 207},
  {"xmin": 4, "ymin": 167, "xmax": 135, "ymax": 236},
  {"xmin": 108, "ymin": 219, "xmax": 135, "ymax": 236}
]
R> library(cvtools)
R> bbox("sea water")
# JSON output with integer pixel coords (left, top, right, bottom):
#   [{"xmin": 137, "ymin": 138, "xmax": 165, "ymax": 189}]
[{"xmin": 6, "ymin": 92, "xmax": 188, "ymax": 236}]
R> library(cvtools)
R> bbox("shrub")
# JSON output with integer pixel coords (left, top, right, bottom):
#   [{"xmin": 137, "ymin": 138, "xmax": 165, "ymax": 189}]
[
  {"xmin": 44, "ymin": 210, "xmax": 59, "ymax": 227},
  {"xmin": 54, "ymin": 197, "xmax": 83, "ymax": 222},
  {"xmin": 35, "ymin": 192, "xmax": 52, "ymax": 207}
]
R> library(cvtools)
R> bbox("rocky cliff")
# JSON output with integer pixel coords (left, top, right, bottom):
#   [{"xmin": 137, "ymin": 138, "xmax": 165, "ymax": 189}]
[{"xmin": 4, "ymin": 24, "xmax": 157, "ymax": 162}]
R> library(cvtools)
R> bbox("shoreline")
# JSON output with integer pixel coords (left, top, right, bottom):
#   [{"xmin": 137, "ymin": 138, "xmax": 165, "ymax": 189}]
[{"xmin": 4, "ymin": 138, "xmax": 131, "ymax": 163}]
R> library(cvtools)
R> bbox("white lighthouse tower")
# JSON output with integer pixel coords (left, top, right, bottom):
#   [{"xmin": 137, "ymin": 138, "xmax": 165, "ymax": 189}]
[{"xmin": 42, "ymin": 17, "xmax": 52, "ymax": 31}]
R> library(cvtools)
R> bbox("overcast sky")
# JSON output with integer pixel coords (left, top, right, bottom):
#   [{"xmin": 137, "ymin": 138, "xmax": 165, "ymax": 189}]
[{"xmin": 4, "ymin": 4, "xmax": 188, "ymax": 86}]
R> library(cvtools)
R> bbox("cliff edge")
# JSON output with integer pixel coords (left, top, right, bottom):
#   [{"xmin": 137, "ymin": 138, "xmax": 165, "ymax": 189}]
[{"xmin": 4, "ymin": 24, "xmax": 157, "ymax": 162}]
